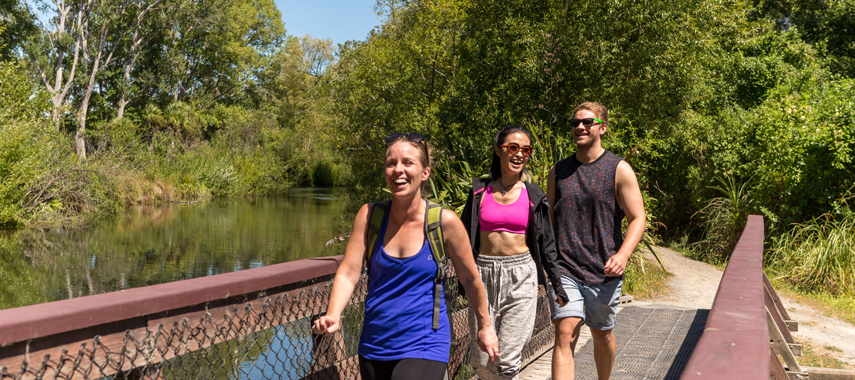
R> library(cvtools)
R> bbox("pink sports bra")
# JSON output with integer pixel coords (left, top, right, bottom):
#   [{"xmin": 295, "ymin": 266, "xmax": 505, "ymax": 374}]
[{"xmin": 478, "ymin": 183, "xmax": 530, "ymax": 234}]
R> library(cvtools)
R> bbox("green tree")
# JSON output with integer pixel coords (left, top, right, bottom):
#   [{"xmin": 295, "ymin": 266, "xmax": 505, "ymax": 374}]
[
  {"xmin": 751, "ymin": 0, "xmax": 855, "ymax": 78},
  {"xmin": 151, "ymin": 0, "xmax": 285, "ymax": 105},
  {"xmin": 794, "ymin": 0, "xmax": 855, "ymax": 78},
  {"xmin": 0, "ymin": 0, "xmax": 37, "ymax": 60},
  {"xmin": 328, "ymin": 0, "xmax": 754, "ymax": 207},
  {"xmin": 22, "ymin": 0, "xmax": 165, "ymax": 159},
  {"xmin": 256, "ymin": 35, "xmax": 350, "ymax": 187},
  {"xmin": 329, "ymin": 0, "xmax": 467, "ymax": 199}
]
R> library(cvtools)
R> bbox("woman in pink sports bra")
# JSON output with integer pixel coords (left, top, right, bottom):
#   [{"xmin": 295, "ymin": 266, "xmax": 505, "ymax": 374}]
[{"xmin": 461, "ymin": 125, "xmax": 569, "ymax": 380}]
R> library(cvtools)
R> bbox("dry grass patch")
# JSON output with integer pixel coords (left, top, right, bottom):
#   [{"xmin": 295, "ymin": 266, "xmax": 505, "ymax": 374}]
[
  {"xmin": 624, "ymin": 253, "xmax": 672, "ymax": 300},
  {"xmin": 767, "ymin": 273, "xmax": 855, "ymax": 327},
  {"xmin": 798, "ymin": 339, "xmax": 853, "ymax": 370}
]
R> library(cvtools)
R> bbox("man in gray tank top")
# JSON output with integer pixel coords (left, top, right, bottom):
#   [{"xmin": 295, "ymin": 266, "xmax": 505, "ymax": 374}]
[{"xmin": 546, "ymin": 102, "xmax": 647, "ymax": 380}]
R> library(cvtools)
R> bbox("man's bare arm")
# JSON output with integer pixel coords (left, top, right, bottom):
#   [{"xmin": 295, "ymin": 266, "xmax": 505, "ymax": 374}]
[{"xmin": 604, "ymin": 161, "xmax": 646, "ymax": 277}]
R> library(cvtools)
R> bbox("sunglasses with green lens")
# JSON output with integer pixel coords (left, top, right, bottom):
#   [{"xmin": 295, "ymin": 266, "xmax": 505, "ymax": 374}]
[{"xmin": 569, "ymin": 118, "xmax": 603, "ymax": 128}]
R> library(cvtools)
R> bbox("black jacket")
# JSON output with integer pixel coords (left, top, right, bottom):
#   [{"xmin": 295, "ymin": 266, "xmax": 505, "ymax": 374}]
[{"xmin": 460, "ymin": 178, "xmax": 568, "ymax": 303}]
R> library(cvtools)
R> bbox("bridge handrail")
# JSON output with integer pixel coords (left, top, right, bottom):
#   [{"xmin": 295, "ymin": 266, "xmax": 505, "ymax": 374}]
[
  {"xmin": 0, "ymin": 253, "xmax": 554, "ymax": 379},
  {"xmin": 680, "ymin": 214, "xmax": 768, "ymax": 379},
  {"xmin": 0, "ymin": 256, "xmax": 343, "ymax": 347}
]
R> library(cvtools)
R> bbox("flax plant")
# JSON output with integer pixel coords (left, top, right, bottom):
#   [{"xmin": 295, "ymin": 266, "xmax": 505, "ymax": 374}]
[
  {"xmin": 526, "ymin": 120, "xmax": 570, "ymax": 189},
  {"xmin": 768, "ymin": 209, "xmax": 855, "ymax": 295},
  {"xmin": 430, "ymin": 154, "xmax": 486, "ymax": 215},
  {"xmin": 692, "ymin": 176, "xmax": 754, "ymax": 263}
]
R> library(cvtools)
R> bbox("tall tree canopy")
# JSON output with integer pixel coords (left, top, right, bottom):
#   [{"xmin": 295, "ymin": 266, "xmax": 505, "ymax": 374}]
[{"xmin": 19, "ymin": 0, "xmax": 285, "ymax": 159}]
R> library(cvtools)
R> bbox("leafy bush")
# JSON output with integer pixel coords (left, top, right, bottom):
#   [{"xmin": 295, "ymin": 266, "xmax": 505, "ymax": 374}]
[{"xmin": 0, "ymin": 62, "xmax": 57, "ymax": 227}]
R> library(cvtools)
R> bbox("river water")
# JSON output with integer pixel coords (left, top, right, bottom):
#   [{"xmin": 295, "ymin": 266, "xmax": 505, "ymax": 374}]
[{"xmin": 0, "ymin": 188, "xmax": 349, "ymax": 310}]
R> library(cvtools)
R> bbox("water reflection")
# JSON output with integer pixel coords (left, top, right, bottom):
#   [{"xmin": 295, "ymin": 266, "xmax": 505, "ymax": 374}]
[{"xmin": 0, "ymin": 189, "xmax": 348, "ymax": 310}]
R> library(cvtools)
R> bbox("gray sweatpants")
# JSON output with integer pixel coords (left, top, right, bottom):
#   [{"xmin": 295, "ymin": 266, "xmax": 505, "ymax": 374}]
[{"xmin": 470, "ymin": 253, "xmax": 538, "ymax": 380}]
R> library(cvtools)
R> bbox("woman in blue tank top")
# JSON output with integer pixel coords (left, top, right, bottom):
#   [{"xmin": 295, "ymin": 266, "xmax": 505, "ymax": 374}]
[{"xmin": 312, "ymin": 133, "xmax": 498, "ymax": 380}]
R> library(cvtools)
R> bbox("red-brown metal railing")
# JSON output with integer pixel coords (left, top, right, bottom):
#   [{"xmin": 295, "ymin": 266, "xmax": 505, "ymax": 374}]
[
  {"xmin": 0, "ymin": 256, "xmax": 347, "ymax": 379},
  {"xmin": 0, "ymin": 255, "xmax": 555, "ymax": 380},
  {"xmin": 680, "ymin": 215, "xmax": 769, "ymax": 379}
]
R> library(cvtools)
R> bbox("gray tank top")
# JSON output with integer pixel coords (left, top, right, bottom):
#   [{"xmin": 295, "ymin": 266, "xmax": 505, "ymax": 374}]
[{"xmin": 553, "ymin": 150, "xmax": 625, "ymax": 284}]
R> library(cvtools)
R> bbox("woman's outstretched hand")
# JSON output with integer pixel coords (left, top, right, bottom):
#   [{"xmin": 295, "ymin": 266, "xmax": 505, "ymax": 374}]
[{"xmin": 311, "ymin": 315, "xmax": 341, "ymax": 334}]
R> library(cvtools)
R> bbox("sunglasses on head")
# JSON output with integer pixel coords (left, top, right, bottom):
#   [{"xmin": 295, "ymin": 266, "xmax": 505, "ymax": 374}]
[
  {"xmin": 569, "ymin": 118, "xmax": 604, "ymax": 128},
  {"xmin": 499, "ymin": 142, "xmax": 533, "ymax": 156},
  {"xmin": 385, "ymin": 133, "xmax": 426, "ymax": 144}
]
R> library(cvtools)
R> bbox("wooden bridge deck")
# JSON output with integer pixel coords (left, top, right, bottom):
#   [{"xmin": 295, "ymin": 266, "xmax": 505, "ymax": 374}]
[{"xmin": 521, "ymin": 301, "xmax": 708, "ymax": 380}]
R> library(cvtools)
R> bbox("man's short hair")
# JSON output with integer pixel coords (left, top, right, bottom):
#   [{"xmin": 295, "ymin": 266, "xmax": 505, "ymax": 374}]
[{"xmin": 573, "ymin": 102, "xmax": 609, "ymax": 126}]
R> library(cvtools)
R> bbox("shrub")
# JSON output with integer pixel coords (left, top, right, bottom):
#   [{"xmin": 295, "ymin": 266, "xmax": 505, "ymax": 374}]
[{"xmin": 0, "ymin": 62, "xmax": 57, "ymax": 227}]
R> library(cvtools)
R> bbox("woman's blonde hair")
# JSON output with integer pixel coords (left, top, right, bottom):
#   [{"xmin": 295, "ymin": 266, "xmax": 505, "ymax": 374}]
[{"xmin": 385, "ymin": 135, "xmax": 434, "ymax": 195}]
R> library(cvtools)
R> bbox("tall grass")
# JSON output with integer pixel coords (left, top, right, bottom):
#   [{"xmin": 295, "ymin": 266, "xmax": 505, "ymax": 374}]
[
  {"xmin": 691, "ymin": 176, "xmax": 754, "ymax": 263},
  {"xmin": 623, "ymin": 255, "xmax": 671, "ymax": 299},
  {"xmin": 767, "ymin": 209, "xmax": 855, "ymax": 295},
  {"xmin": 0, "ymin": 99, "xmax": 351, "ymax": 229}
]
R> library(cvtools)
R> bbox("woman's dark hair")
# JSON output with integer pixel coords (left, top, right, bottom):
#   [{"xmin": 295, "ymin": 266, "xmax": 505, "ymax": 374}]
[{"xmin": 489, "ymin": 125, "xmax": 533, "ymax": 181}]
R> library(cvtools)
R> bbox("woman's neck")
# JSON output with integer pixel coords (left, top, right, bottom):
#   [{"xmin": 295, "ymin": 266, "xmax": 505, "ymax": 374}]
[
  {"xmin": 498, "ymin": 173, "xmax": 521, "ymax": 188},
  {"xmin": 389, "ymin": 194, "xmax": 424, "ymax": 223}
]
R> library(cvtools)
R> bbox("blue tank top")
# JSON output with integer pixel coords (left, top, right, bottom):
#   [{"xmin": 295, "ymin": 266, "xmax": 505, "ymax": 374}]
[{"xmin": 358, "ymin": 210, "xmax": 450, "ymax": 362}]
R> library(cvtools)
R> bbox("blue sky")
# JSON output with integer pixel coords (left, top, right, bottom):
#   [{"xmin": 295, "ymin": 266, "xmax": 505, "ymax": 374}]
[{"xmin": 274, "ymin": 0, "xmax": 382, "ymax": 46}]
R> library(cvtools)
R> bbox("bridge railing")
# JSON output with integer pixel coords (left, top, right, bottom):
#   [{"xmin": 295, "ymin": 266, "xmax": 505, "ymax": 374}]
[
  {"xmin": 0, "ymin": 255, "xmax": 555, "ymax": 380},
  {"xmin": 680, "ymin": 215, "xmax": 770, "ymax": 379}
]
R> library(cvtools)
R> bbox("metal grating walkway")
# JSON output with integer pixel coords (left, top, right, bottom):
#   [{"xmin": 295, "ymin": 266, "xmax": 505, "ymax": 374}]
[{"xmin": 572, "ymin": 306, "xmax": 709, "ymax": 380}]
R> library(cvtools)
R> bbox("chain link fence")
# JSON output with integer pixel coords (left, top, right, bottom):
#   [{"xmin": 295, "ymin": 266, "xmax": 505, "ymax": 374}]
[{"xmin": 0, "ymin": 260, "xmax": 553, "ymax": 380}]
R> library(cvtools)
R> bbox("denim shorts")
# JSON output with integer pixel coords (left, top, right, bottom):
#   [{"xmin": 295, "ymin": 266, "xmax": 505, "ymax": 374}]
[{"xmin": 548, "ymin": 275, "xmax": 623, "ymax": 330}]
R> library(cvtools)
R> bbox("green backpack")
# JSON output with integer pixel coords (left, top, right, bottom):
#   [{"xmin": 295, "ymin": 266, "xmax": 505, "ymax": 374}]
[{"xmin": 364, "ymin": 199, "xmax": 452, "ymax": 331}]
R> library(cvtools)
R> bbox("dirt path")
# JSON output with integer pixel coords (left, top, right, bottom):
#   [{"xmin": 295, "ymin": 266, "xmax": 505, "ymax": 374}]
[{"xmin": 643, "ymin": 247, "xmax": 855, "ymax": 368}]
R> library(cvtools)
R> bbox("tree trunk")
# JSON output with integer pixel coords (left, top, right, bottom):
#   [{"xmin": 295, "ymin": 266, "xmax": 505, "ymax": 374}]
[
  {"xmin": 76, "ymin": 35, "xmax": 106, "ymax": 160},
  {"xmin": 27, "ymin": 1, "xmax": 86, "ymax": 134},
  {"xmin": 51, "ymin": 96, "xmax": 64, "ymax": 131},
  {"xmin": 74, "ymin": 125, "xmax": 87, "ymax": 159},
  {"xmin": 117, "ymin": 98, "xmax": 130, "ymax": 119},
  {"xmin": 117, "ymin": 0, "xmax": 161, "ymax": 119}
]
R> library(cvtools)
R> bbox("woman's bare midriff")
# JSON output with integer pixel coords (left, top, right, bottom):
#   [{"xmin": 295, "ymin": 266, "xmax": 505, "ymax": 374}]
[{"xmin": 479, "ymin": 230, "xmax": 529, "ymax": 256}]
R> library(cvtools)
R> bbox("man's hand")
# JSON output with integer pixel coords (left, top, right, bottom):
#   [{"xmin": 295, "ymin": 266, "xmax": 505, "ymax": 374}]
[
  {"xmin": 604, "ymin": 252, "xmax": 630, "ymax": 277},
  {"xmin": 477, "ymin": 326, "xmax": 499, "ymax": 364}
]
